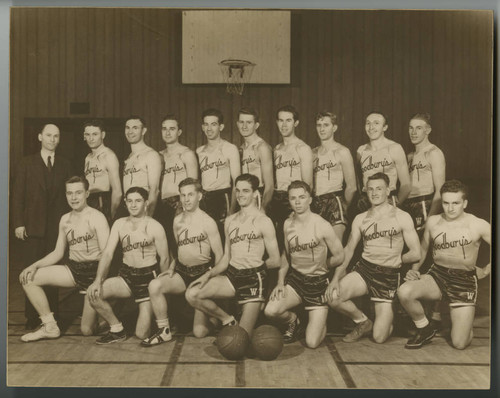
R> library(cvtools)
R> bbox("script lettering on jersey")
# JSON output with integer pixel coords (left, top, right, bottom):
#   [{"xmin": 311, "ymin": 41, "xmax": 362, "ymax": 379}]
[
  {"xmin": 162, "ymin": 162, "xmax": 184, "ymax": 183},
  {"xmin": 361, "ymin": 155, "xmax": 392, "ymax": 174},
  {"xmin": 432, "ymin": 232, "xmax": 472, "ymax": 260},
  {"xmin": 66, "ymin": 229, "xmax": 95, "ymax": 252},
  {"xmin": 84, "ymin": 161, "xmax": 103, "ymax": 184},
  {"xmin": 409, "ymin": 160, "xmax": 426, "ymax": 181},
  {"xmin": 123, "ymin": 164, "xmax": 140, "ymax": 185},
  {"xmin": 177, "ymin": 228, "xmax": 207, "ymax": 254},
  {"xmin": 363, "ymin": 222, "xmax": 399, "ymax": 248},
  {"xmin": 314, "ymin": 158, "xmax": 337, "ymax": 181},
  {"xmin": 199, "ymin": 156, "xmax": 225, "ymax": 179},
  {"xmin": 288, "ymin": 235, "xmax": 320, "ymax": 262},
  {"xmin": 122, "ymin": 234, "xmax": 153, "ymax": 259},
  {"xmin": 229, "ymin": 226, "xmax": 259, "ymax": 253},
  {"xmin": 275, "ymin": 154, "xmax": 300, "ymax": 178},
  {"xmin": 241, "ymin": 154, "xmax": 257, "ymax": 173}
]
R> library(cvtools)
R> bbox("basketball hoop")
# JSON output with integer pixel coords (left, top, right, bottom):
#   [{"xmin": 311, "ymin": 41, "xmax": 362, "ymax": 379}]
[{"xmin": 219, "ymin": 59, "xmax": 256, "ymax": 95}]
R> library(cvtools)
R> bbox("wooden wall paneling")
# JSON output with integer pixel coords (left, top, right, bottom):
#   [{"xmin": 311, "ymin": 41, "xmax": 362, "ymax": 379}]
[
  {"xmin": 93, "ymin": 9, "xmax": 104, "ymax": 117},
  {"xmin": 113, "ymin": 9, "xmax": 122, "ymax": 118},
  {"xmin": 119, "ymin": 9, "xmax": 132, "ymax": 120},
  {"xmin": 407, "ymin": 11, "xmax": 420, "ymax": 144},
  {"xmin": 451, "ymin": 12, "xmax": 463, "ymax": 173},
  {"xmin": 362, "ymin": 11, "xmax": 374, "ymax": 125},
  {"xmin": 130, "ymin": 9, "xmax": 144, "ymax": 124},
  {"xmin": 87, "ymin": 9, "xmax": 96, "ymax": 117},
  {"xmin": 36, "ymin": 9, "xmax": 49, "ymax": 117},
  {"xmin": 392, "ymin": 12, "xmax": 405, "ymax": 150},
  {"xmin": 398, "ymin": 12, "xmax": 411, "ymax": 151},
  {"xmin": 340, "ymin": 11, "xmax": 354, "ymax": 153},
  {"xmin": 349, "ymin": 11, "xmax": 364, "ymax": 151},
  {"xmin": 379, "ymin": 12, "xmax": 394, "ymax": 141},
  {"xmin": 431, "ymin": 12, "xmax": 446, "ymax": 165},
  {"xmin": 47, "ymin": 9, "xmax": 59, "ymax": 116},
  {"xmin": 75, "ymin": 8, "xmax": 89, "ymax": 105},
  {"xmin": 103, "ymin": 9, "xmax": 114, "ymax": 117},
  {"xmin": 443, "ymin": 13, "xmax": 455, "ymax": 176},
  {"xmin": 65, "ymin": 9, "xmax": 76, "ymax": 115},
  {"xmin": 57, "ymin": 9, "xmax": 67, "ymax": 118},
  {"xmin": 323, "ymin": 12, "xmax": 334, "ymax": 119},
  {"xmin": 329, "ymin": 12, "xmax": 341, "ymax": 132},
  {"xmin": 26, "ymin": 9, "xmax": 38, "ymax": 118},
  {"xmin": 144, "ymin": 9, "xmax": 158, "ymax": 149},
  {"xmin": 371, "ymin": 12, "xmax": 384, "ymax": 114},
  {"xmin": 10, "ymin": 10, "xmax": 22, "ymax": 162},
  {"xmin": 418, "ymin": 11, "xmax": 434, "ymax": 135}
]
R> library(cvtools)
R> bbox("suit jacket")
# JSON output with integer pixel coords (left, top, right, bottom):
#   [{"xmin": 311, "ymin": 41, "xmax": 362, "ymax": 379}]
[{"xmin": 12, "ymin": 152, "xmax": 73, "ymax": 239}]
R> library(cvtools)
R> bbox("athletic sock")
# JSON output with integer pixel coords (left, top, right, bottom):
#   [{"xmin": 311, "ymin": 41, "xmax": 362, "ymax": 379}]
[
  {"xmin": 353, "ymin": 313, "xmax": 368, "ymax": 324},
  {"xmin": 110, "ymin": 323, "xmax": 124, "ymax": 333},
  {"xmin": 414, "ymin": 317, "xmax": 429, "ymax": 329},
  {"xmin": 156, "ymin": 318, "xmax": 170, "ymax": 329},
  {"xmin": 40, "ymin": 313, "xmax": 58, "ymax": 330}
]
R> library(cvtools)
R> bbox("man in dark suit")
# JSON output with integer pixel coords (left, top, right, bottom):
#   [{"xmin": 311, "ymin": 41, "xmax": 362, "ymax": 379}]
[{"xmin": 13, "ymin": 123, "xmax": 73, "ymax": 329}]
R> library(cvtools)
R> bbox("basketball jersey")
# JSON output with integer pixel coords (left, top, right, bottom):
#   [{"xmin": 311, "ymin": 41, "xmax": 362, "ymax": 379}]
[
  {"xmin": 227, "ymin": 213, "xmax": 266, "ymax": 270},
  {"xmin": 63, "ymin": 208, "xmax": 102, "ymax": 263},
  {"xmin": 175, "ymin": 212, "xmax": 212, "ymax": 266},
  {"xmin": 197, "ymin": 141, "xmax": 232, "ymax": 191},
  {"xmin": 274, "ymin": 139, "xmax": 309, "ymax": 191},
  {"xmin": 313, "ymin": 145, "xmax": 344, "ymax": 195},
  {"xmin": 241, "ymin": 137, "xmax": 264, "ymax": 187},
  {"xmin": 358, "ymin": 143, "xmax": 398, "ymax": 191},
  {"xmin": 431, "ymin": 214, "xmax": 481, "ymax": 270},
  {"xmin": 119, "ymin": 217, "xmax": 157, "ymax": 267},
  {"xmin": 123, "ymin": 147, "xmax": 156, "ymax": 193},
  {"xmin": 408, "ymin": 144, "xmax": 441, "ymax": 198},
  {"xmin": 160, "ymin": 146, "xmax": 190, "ymax": 199},
  {"xmin": 84, "ymin": 146, "xmax": 111, "ymax": 193},
  {"xmin": 286, "ymin": 213, "xmax": 328, "ymax": 276},
  {"xmin": 360, "ymin": 206, "xmax": 404, "ymax": 268}
]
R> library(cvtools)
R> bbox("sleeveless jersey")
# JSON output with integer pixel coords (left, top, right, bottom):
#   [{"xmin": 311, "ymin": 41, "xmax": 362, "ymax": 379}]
[
  {"xmin": 313, "ymin": 146, "xmax": 344, "ymax": 195},
  {"xmin": 197, "ymin": 141, "xmax": 232, "ymax": 191},
  {"xmin": 63, "ymin": 209, "xmax": 102, "ymax": 263},
  {"xmin": 431, "ymin": 214, "xmax": 481, "ymax": 270},
  {"xmin": 408, "ymin": 144, "xmax": 440, "ymax": 198},
  {"xmin": 358, "ymin": 143, "xmax": 398, "ymax": 191},
  {"xmin": 286, "ymin": 213, "xmax": 328, "ymax": 276},
  {"xmin": 84, "ymin": 146, "xmax": 111, "ymax": 193},
  {"xmin": 175, "ymin": 212, "xmax": 212, "ymax": 266},
  {"xmin": 227, "ymin": 213, "xmax": 266, "ymax": 270},
  {"xmin": 241, "ymin": 137, "xmax": 264, "ymax": 187},
  {"xmin": 119, "ymin": 217, "xmax": 157, "ymax": 267},
  {"xmin": 123, "ymin": 147, "xmax": 156, "ymax": 193},
  {"xmin": 360, "ymin": 206, "xmax": 404, "ymax": 268},
  {"xmin": 274, "ymin": 139, "xmax": 308, "ymax": 191},
  {"xmin": 160, "ymin": 147, "xmax": 190, "ymax": 199}
]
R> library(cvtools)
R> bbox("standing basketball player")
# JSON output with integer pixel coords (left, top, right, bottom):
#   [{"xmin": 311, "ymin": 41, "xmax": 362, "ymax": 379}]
[
  {"xmin": 122, "ymin": 116, "xmax": 162, "ymax": 217},
  {"xmin": 264, "ymin": 180, "xmax": 344, "ymax": 348},
  {"xmin": 19, "ymin": 176, "xmax": 109, "ymax": 341},
  {"xmin": 312, "ymin": 111, "xmax": 356, "ymax": 241},
  {"xmin": 398, "ymin": 180, "xmax": 490, "ymax": 350},
  {"xmin": 270, "ymin": 105, "xmax": 313, "ymax": 252},
  {"xmin": 158, "ymin": 115, "xmax": 198, "ymax": 255},
  {"xmin": 141, "ymin": 178, "xmax": 223, "ymax": 346},
  {"xmin": 326, "ymin": 173, "xmax": 420, "ymax": 343},
  {"xmin": 186, "ymin": 174, "xmax": 280, "ymax": 339},
  {"xmin": 83, "ymin": 120, "xmax": 122, "ymax": 221},
  {"xmin": 197, "ymin": 108, "xmax": 241, "ymax": 239},
  {"xmin": 356, "ymin": 112, "xmax": 411, "ymax": 212},
  {"xmin": 237, "ymin": 107, "xmax": 274, "ymax": 212},
  {"xmin": 88, "ymin": 187, "xmax": 169, "ymax": 344}
]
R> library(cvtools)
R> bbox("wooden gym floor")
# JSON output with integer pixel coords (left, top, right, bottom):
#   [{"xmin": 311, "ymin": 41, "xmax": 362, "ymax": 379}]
[{"xmin": 7, "ymin": 254, "xmax": 491, "ymax": 389}]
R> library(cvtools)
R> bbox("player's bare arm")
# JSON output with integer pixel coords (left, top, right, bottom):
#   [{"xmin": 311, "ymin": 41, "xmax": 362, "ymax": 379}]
[
  {"xmin": 145, "ymin": 150, "xmax": 162, "ymax": 216},
  {"xmin": 150, "ymin": 219, "xmax": 169, "ymax": 273},
  {"xmin": 398, "ymin": 209, "xmax": 421, "ymax": 264},
  {"xmin": 256, "ymin": 141, "xmax": 274, "ymax": 210},
  {"xmin": 428, "ymin": 148, "xmax": 446, "ymax": 217},
  {"xmin": 91, "ymin": 210, "xmax": 111, "ymax": 250},
  {"xmin": 338, "ymin": 146, "xmax": 357, "ymax": 206},
  {"xmin": 225, "ymin": 143, "xmax": 242, "ymax": 214},
  {"xmin": 258, "ymin": 215, "xmax": 280, "ymax": 269},
  {"xmin": 204, "ymin": 214, "xmax": 224, "ymax": 265},
  {"xmin": 181, "ymin": 149, "xmax": 199, "ymax": 179},
  {"xmin": 318, "ymin": 219, "xmax": 345, "ymax": 268},
  {"xmin": 389, "ymin": 143, "xmax": 412, "ymax": 204},
  {"xmin": 405, "ymin": 215, "xmax": 438, "ymax": 281},
  {"xmin": 104, "ymin": 150, "xmax": 123, "ymax": 219},
  {"xmin": 270, "ymin": 220, "xmax": 291, "ymax": 300},
  {"xmin": 297, "ymin": 143, "xmax": 313, "ymax": 186}
]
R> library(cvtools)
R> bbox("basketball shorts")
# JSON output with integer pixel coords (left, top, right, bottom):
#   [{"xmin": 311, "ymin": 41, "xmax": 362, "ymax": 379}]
[
  {"xmin": 269, "ymin": 190, "xmax": 292, "ymax": 253},
  {"xmin": 402, "ymin": 193, "xmax": 433, "ymax": 233},
  {"xmin": 357, "ymin": 190, "xmax": 398, "ymax": 213},
  {"xmin": 65, "ymin": 259, "xmax": 99, "ymax": 294},
  {"xmin": 312, "ymin": 190, "xmax": 347, "ymax": 226},
  {"xmin": 427, "ymin": 263, "xmax": 477, "ymax": 306},
  {"xmin": 200, "ymin": 187, "xmax": 231, "ymax": 228},
  {"xmin": 175, "ymin": 260, "xmax": 211, "ymax": 287},
  {"xmin": 352, "ymin": 257, "xmax": 400, "ymax": 302},
  {"xmin": 285, "ymin": 267, "xmax": 329, "ymax": 310},
  {"xmin": 225, "ymin": 264, "xmax": 267, "ymax": 304},
  {"xmin": 88, "ymin": 191, "xmax": 111, "ymax": 222},
  {"xmin": 118, "ymin": 263, "xmax": 160, "ymax": 303}
]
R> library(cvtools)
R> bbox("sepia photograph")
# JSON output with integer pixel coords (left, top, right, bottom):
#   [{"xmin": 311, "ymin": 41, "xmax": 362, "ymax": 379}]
[{"xmin": 7, "ymin": 4, "xmax": 494, "ymax": 391}]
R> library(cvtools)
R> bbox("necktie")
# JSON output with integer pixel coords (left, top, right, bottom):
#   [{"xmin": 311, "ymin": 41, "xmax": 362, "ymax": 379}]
[{"xmin": 47, "ymin": 156, "xmax": 53, "ymax": 172}]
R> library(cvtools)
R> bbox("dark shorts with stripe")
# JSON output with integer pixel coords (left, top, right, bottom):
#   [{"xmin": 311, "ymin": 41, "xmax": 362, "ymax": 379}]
[
  {"xmin": 402, "ymin": 193, "xmax": 433, "ymax": 233},
  {"xmin": 427, "ymin": 263, "xmax": 477, "ymax": 306},
  {"xmin": 225, "ymin": 264, "xmax": 267, "ymax": 304},
  {"xmin": 66, "ymin": 259, "xmax": 99, "ymax": 294},
  {"xmin": 200, "ymin": 187, "xmax": 231, "ymax": 225},
  {"xmin": 269, "ymin": 190, "xmax": 292, "ymax": 253},
  {"xmin": 357, "ymin": 190, "xmax": 398, "ymax": 213},
  {"xmin": 176, "ymin": 260, "xmax": 211, "ymax": 287},
  {"xmin": 285, "ymin": 267, "xmax": 329, "ymax": 309},
  {"xmin": 353, "ymin": 258, "xmax": 400, "ymax": 302},
  {"xmin": 313, "ymin": 190, "xmax": 347, "ymax": 226},
  {"xmin": 118, "ymin": 263, "xmax": 160, "ymax": 303},
  {"xmin": 88, "ymin": 191, "xmax": 111, "ymax": 222}
]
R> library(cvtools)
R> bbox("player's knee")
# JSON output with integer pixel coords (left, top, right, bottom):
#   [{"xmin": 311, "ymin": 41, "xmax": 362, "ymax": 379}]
[
  {"xmin": 327, "ymin": 296, "xmax": 342, "ymax": 309},
  {"xmin": 185, "ymin": 288, "xmax": 199, "ymax": 306},
  {"xmin": 148, "ymin": 278, "xmax": 162, "ymax": 296},
  {"xmin": 372, "ymin": 331, "xmax": 388, "ymax": 344},
  {"xmin": 305, "ymin": 334, "xmax": 323, "ymax": 349},
  {"xmin": 397, "ymin": 283, "xmax": 413, "ymax": 302},
  {"xmin": 263, "ymin": 303, "xmax": 279, "ymax": 318},
  {"xmin": 192, "ymin": 324, "xmax": 210, "ymax": 338},
  {"xmin": 451, "ymin": 331, "xmax": 472, "ymax": 350},
  {"xmin": 81, "ymin": 324, "xmax": 94, "ymax": 336}
]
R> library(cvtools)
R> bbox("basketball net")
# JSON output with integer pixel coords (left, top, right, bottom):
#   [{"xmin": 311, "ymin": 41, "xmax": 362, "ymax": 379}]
[{"xmin": 219, "ymin": 59, "xmax": 255, "ymax": 95}]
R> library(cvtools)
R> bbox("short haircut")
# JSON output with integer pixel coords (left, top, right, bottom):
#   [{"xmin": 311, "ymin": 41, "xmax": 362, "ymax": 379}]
[
  {"xmin": 276, "ymin": 105, "xmax": 299, "ymax": 122},
  {"xmin": 202, "ymin": 108, "xmax": 224, "ymax": 124},
  {"xmin": 178, "ymin": 177, "xmax": 203, "ymax": 193},
  {"xmin": 235, "ymin": 173, "xmax": 260, "ymax": 191},
  {"xmin": 367, "ymin": 111, "xmax": 389, "ymax": 126},
  {"xmin": 125, "ymin": 115, "xmax": 147, "ymax": 128},
  {"xmin": 238, "ymin": 107, "xmax": 259, "ymax": 123},
  {"xmin": 161, "ymin": 114, "xmax": 182, "ymax": 130},
  {"xmin": 288, "ymin": 180, "xmax": 312, "ymax": 196},
  {"xmin": 83, "ymin": 119, "xmax": 105, "ymax": 132},
  {"xmin": 65, "ymin": 175, "xmax": 89, "ymax": 191},
  {"xmin": 125, "ymin": 186, "xmax": 149, "ymax": 201},
  {"xmin": 440, "ymin": 180, "xmax": 468, "ymax": 200},
  {"xmin": 367, "ymin": 172, "xmax": 390, "ymax": 187},
  {"xmin": 316, "ymin": 111, "xmax": 338, "ymax": 125},
  {"xmin": 410, "ymin": 113, "xmax": 432, "ymax": 127}
]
